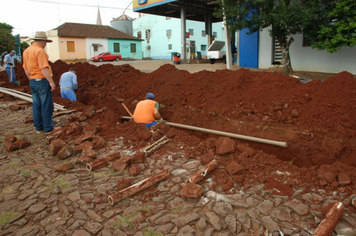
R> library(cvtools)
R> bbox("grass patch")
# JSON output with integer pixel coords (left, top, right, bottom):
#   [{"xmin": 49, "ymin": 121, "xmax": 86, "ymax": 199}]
[
  {"xmin": 21, "ymin": 170, "xmax": 31, "ymax": 177},
  {"xmin": 141, "ymin": 205, "xmax": 153, "ymax": 216},
  {"xmin": 109, "ymin": 170, "xmax": 117, "ymax": 176},
  {"xmin": 92, "ymin": 172, "xmax": 107, "ymax": 178},
  {"xmin": 288, "ymin": 158, "xmax": 295, "ymax": 165},
  {"xmin": 2, "ymin": 186, "xmax": 14, "ymax": 194},
  {"xmin": 46, "ymin": 176, "xmax": 71, "ymax": 191},
  {"xmin": 171, "ymin": 206, "xmax": 181, "ymax": 213},
  {"xmin": 0, "ymin": 212, "xmax": 17, "ymax": 226},
  {"xmin": 143, "ymin": 227, "xmax": 163, "ymax": 236},
  {"xmin": 10, "ymin": 162, "xmax": 18, "ymax": 167},
  {"xmin": 113, "ymin": 212, "xmax": 137, "ymax": 229}
]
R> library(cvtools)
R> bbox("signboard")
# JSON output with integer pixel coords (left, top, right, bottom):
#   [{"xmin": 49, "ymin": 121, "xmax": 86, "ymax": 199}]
[
  {"xmin": 133, "ymin": 0, "xmax": 178, "ymax": 11},
  {"xmin": 186, "ymin": 32, "xmax": 190, "ymax": 39}
]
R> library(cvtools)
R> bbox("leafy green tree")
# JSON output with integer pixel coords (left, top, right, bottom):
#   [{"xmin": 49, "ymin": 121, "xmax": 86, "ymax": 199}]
[
  {"xmin": 0, "ymin": 23, "xmax": 16, "ymax": 53},
  {"xmin": 310, "ymin": 0, "xmax": 356, "ymax": 52},
  {"xmin": 20, "ymin": 41, "xmax": 30, "ymax": 54},
  {"xmin": 214, "ymin": 0, "xmax": 335, "ymax": 75}
]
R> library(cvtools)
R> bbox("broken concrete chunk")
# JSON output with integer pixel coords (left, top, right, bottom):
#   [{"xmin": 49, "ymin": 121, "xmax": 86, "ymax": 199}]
[
  {"xmin": 55, "ymin": 162, "xmax": 74, "ymax": 172},
  {"xmin": 5, "ymin": 134, "xmax": 17, "ymax": 142},
  {"xmin": 226, "ymin": 161, "xmax": 245, "ymax": 175},
  {"xmin": 215, "ymin": 137, "xmax": 235, "ymax": 156},
  {"xmin": 74, "ymin": 133, "xmax": 93, "ymax": 145},
  {"xmin": 181, "ymin": 182, "xmax": 204, "ymax": 199},
  {"xmin": 338, "ymin": 173, "xmax": 351, "ymax": 186},
  {"xmin": 129, "ymin": 164, "xmax": 142, "ymax": 176},
  {"xmin": 91, "ymin": 136, "xmax": 105, "ymax": 149},
  {"xmin": 57, "ymin": 145, "xmax": 74, "ymax": 159},
  {"xmin": 74, "ymin": 141, "xmax": 93, "ymax": 153},
  {"xmin": 6, "ymin": 140, "xmax": 18, "ymax": 152},
  {"xmin": 13, "ymin": 139, "xmax": 31, "ymax": 149},
  {"xmin": 49, "ymin": 139, "xmax": 67, "ymax": 156},
  {"xmin": 201, "ymin": 149, "xmax": 215, "ymax": 165}
]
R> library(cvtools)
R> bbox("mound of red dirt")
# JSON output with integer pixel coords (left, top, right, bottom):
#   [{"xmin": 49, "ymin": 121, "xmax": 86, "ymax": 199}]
[{"xmin": 1, "ymin": 61, "xmax": 355, "ymax": 197}]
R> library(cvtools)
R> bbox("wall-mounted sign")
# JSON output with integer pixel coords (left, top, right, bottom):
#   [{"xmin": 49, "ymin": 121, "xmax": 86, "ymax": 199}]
[
  {"xmin": 138, "ymin": 0, "xmax": 147, "ymax": 4},
  {"xmin": 186, "ymin": 32, "xmax": 190, "ymax": 39},
  {"xmin": 134, "ymin": 0, "xmax": 178, "ymax": 11}
]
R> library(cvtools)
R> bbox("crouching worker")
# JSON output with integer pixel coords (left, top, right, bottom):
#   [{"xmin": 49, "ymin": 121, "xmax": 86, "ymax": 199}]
[
  {"xmin": 59, "ymin": 68, "xmax": 78, "ymax": 101},
  {"xmin": 133, "ymin": 93, "xmax": 165, "ymax": 128}
]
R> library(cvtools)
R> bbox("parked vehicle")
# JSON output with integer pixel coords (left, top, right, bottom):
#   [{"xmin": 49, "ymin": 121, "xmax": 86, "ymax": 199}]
[
  {"xmin": 91, "ymin": 52, "xmax": 122, "ymax": 62},
  {"xmin": 207, "ymin": 40, "xmax": 226, "ymax": 64}
]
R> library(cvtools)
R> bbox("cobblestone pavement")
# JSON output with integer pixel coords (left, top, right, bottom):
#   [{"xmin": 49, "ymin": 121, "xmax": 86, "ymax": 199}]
[{"xmin": 1, "ymin": 98, "xmax": 355, "ymax": 236}]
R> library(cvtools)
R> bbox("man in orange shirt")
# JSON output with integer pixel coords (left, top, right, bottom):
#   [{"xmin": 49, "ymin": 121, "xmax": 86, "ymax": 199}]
[
  {"xmin": 133, "ymin": 93, "xmax": 165, "ymax": 127},
  {"xmin": 23, "ymin": 31, "xmax": 56, "ymax": 134}
]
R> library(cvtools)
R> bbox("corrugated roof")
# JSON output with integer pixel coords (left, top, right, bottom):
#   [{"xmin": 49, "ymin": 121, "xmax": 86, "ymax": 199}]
[{"xmin": 54, "ymin": 22, "xmax": 141, "ymax": 40}]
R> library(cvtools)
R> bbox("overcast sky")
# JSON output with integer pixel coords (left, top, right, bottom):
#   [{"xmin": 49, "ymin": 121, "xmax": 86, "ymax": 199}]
[{"xmin": 1, "ymin": 0, "xmax": 139, "ymax": 37}]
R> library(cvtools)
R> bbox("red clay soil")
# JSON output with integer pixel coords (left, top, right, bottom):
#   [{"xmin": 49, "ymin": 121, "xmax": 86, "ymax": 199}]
[{"xmin": 1, "ymin": 61, "xmax": 356, "ymax": 198}]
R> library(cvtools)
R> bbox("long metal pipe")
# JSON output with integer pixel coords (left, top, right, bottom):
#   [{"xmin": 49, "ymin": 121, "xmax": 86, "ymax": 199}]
[
  {"xmin": 0, "ymin": 87, "xmax": 66, "ymax": 110},
  {"xmin": 121, "ymin": 116, "xmax": 288, "ymax": 148}
]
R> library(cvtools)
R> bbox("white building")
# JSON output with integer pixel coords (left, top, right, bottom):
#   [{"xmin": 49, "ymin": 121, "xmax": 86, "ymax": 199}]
[
  {"xmin": 133, "ymin": 14, "xmax": 226, "ymax": 60},
  {"xmin": 258, "ymin": 27, "xmax": 356, "ymax": 74}
]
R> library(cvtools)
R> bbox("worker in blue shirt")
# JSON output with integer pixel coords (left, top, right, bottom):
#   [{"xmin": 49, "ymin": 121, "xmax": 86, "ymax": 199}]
[
  {"xmin": 59, "ymin": 68, "xmax": 78, "ymax": 101},
  {"xmin": 4, "ymin": 50, "xmax": 16, "ymax": 83}
]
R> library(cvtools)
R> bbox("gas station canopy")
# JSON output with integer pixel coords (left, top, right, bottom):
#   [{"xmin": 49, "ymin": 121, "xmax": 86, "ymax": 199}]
[{"xmin": 133, "ymin": 0, "xmax": 222, "ymax": 23}]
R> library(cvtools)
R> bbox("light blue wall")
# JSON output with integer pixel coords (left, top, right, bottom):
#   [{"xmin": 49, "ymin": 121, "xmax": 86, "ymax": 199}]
[
  {"xmin": 133, "ymin": 14, "xmax": 225, "ymax": 59},
  {"xmin": 107, "ymin": 39, "xmax": 143, "ymax": 59}
]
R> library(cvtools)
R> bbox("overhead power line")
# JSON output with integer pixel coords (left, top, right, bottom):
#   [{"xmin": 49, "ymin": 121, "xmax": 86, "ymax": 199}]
[{"xmin": 28, "ymin": 0, "xmax": 128, "ymax": 10}]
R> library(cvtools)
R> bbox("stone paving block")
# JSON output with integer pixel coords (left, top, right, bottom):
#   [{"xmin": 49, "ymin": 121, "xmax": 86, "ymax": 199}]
[
  {"xmin": 204, "ymin": 212, "xmax": 223, "ymax": 231},
  {"xmin": 284, "ymin": 199, "xmax": 309, "ymax": 216}
]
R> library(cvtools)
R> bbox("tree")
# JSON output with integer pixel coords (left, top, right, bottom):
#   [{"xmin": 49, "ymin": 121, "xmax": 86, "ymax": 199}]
[
  {"xmin": 20, "ymin": 41, "xmax": 30, "ymax": 54},
  {"xmin": 0, "ymin": 23, "xmax": 16, "ymax": 54},
  {"xmin": 310, "ymin": 0, "xmax": 356, "ymax": 52},
  {"xmin": 215, "ymin": 0, "xmax": 334, "ymax": 75}
]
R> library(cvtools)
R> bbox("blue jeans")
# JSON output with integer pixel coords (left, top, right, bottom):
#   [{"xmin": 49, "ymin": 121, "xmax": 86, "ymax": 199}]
[
  {"xmin": 5, "ymin": 67, "xmax": 16, "ymax": 83},
  {"xmin": 29, "ymin": 79, "xmax": 54, "ymax": 133},
  {"xmin": 60, "ymin": 89, "xmax": 77, "ymax": 101},
  {"xmin": 146, "ymin": 121, "xmax": 157, "ymax": 128}
]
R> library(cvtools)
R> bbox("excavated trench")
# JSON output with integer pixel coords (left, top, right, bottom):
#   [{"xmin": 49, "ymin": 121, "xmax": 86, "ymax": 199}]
[{"xmin": 1, "ymin": 60, "xmax": 355, "ymax": 197}]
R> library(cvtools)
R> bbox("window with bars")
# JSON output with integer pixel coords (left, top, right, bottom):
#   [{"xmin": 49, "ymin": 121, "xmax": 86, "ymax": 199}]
[
  {"xmin": 273, "ymin": 37, "xmax": 282, "ymax": 63},
  {"xmin": 201, "ymin": 45, "xmax": 207, "ymax": 51},
  {"xmin": 166, "ymin": 29, "xmax": 172, "ymax": 39},
  {"xmin": 189, "ymin": 29, "xmax": 194, "ymax": 36},
  {"xmin": 67, "ymin": 41, "xmax": 75, "ymax": 52},
  {"xmin": 114, "ymin": 43, "xmax": 120, "ymax": 53},
  {"xmin": 168, "ymin": 44, "xmax": 172, "ymax": 50},
  {"xmin": 130, "ymin": 43, "xmax": 136, "ymax": 53},
  {"xmin": 202, "ymin": 30, "xmax": 206, "ymax": 37}
]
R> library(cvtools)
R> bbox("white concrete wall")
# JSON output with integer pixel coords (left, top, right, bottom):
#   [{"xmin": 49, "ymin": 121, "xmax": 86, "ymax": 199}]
[
  {"xmin": 133, "ymin": 14, "xmax": 225, "ymax": 59},
  {"xmin": 258, "ymin": 27, "xmax": 356, "ymax": 74},
  {"xmin": 258, "ymin": 27, "xmax": 273, "ymax": 69},
  {"xmin": 85, "ymin": 38, "xmax": 108, "ymax": 60},
  {"xmin": 46, "ymin": 30, "xmax": 61, "ymax": 62},
  {"xmin": 290, "ymin": 34, "xmax": 356, "ymax": 74}
]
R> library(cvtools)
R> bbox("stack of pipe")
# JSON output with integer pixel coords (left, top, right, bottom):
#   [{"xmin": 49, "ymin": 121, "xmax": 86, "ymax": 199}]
[{"xmin": 0, "ymin": 87, "xmax": 66, "ymax": 111}]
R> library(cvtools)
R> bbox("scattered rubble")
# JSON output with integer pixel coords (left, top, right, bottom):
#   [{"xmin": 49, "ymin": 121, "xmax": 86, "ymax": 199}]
[{"xmin": 0, "ymin": 61, "xmax": 355, "ymax": 235}]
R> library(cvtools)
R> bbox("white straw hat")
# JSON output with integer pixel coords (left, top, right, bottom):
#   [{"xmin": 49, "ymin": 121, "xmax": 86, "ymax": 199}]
[{"xmin": 31, "ymin": 31, "xmax": 52, "ymax": 42}]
